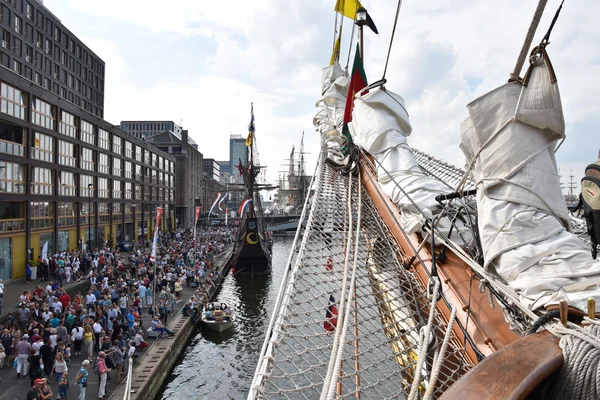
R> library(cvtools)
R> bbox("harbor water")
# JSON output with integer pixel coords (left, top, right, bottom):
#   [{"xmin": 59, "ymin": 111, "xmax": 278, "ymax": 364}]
[{"xmin": 157, "ymin": 236, "xmax": 295, "ymax": 399}]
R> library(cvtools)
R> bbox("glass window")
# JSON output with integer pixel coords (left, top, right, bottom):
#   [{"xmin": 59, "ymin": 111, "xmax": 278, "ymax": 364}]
[
  {"xmin": 0, "ymin": 237, "xmax": 12, "ymax": 280},
  {"xmin": 135, "ymin": 145, "xmax": 142, "ymax": 162},
  {"xmin": 144, "ymin": 149, "xmax": 150, "ymax": 165},
  {"xmin": 125, "ymin": 141, "xmax": 132, "ymax": 158},
  {"xmin": 79, "ymin": 175, "xmax": 93, "ymax": 197},
  {"xmin": 58, "ymin": 230, "xmax": 69, "ymax": 251},
  {"xmin": 32, "ymin": 98, "xmax": 55, "ymax": 130},
  {"xmin": 58, "ymin": 140, "xmax": 75, "ymax": 167},
  {"xmin": 0, "ymin": 82, "xmax": 27, "ymax": 120},
  {"xmin": 98, "ymin": 152, "xmax": 109, "ymax": 174},
  {"xmin": 80, "ymin": 120, "xmax": 94, "ymax": 144},
  {"xmin": 124, "ymin": 181, "xmax": 132, "ymax": 199},
  {"xmin": 30, "ymin": 201, "xmax": 54, "ymax": 230},
  {"xmin": 59, "ymin": 111, "xmax": 77, "ymax": 138},
  {"xmin": 113, "ymin": 156, "xmax": 121, "ymax": 177},
  {"xmin": 0, "ymin": 161, "xmax": 25, "ymax": 193},
  {"xmin": 0, "ymin": 122, "xmax": 26, "ymax": 157},
  {"xmin": 31, "ymin": 167, "xmax": 53, "ymax": 195},
  {"xmin": 112, "ymin": 135, "xmax": 122, "ymax": 154},
  {"xmin": 97, "ymin": 177, "xmax": 108, "ymax": 198},
  {"xmin": 113, "ymin": 179, "xmax": 122, "ymax": 199},
  {"xmin": 57, "ymin": 202, "xmax": 76, "ymax": 226},
  {"xmin": 98, "ymin": 202, "xmax": 109, "ymax": 223},
  {"xmin": 98, "ymin": 128, "xmax": 110, "ymax": 150},
  {"xmin": 112, "ymin": 203, "xmax": 122, "ymax": 221},
  {"xmin": 135, "ymin": 164, "xmax": 142, "ymax": 181},
  {"xmin": 124, "ymin": 161, "xmax": 132, "ymax": 179},
  {"xmin": 81, "ymin": 147, "xmax": 94, "ymax": 171},
  {"xmin": 58, "ymin": 171, "xmax": 76, "ymax": 196},
  {"xmin": 31, "ymin": 132, "xmax": 54, "ymax": 163},
  {"xmin": 134, "ymin": 183, "xmax": 141, "ymax": 200}
]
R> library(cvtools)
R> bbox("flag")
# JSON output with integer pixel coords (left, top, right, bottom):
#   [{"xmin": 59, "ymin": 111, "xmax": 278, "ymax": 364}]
[
  {"xmin": 334, "ymin": 0, "xmax": 362, "ymax": 19},
  {"xmin": 237, "ymin": 158, "xmax": 244, "ymax": 175},
  {"xmin": 150, "ymin": 207, "xmax": 163, "ymax": 263},
  {"xmin": 330, "ymin": 26, "xmax": 342, "ymax": 66},
  {"xmin": 324, "ymin": 295, "xmax": 338, "ymax": 332},
  {"xmin": 218, "ymin": 192, "xmax": 227, "ymax": 212},
  {"xmin": 225, "ymin": 207, "xmax": 228, "ymax": 226},
  {"xmin": 326, "ymin": 257, "xmax": 333, "ymax": 271},
  {"xmin": 208, "ymin": 192, "xmax": 223, "ymax": 217},
  {"xmin": 246, "ymin": 103, "xmax": 254, "ymax": 148},
  {"xmin": 238, "ymin": 198, "xmax": 253, "ymax": 215},
  {"xmin": 334, "ymin": 0, "xmax": 378, "ymax": 34},
  {"xmin": 342, "ymin": 43, "xmax": 368, "ymax": 150},
  {"xmin": 193, "ymin": 206, "xmax": 201, "ymax": 241}
]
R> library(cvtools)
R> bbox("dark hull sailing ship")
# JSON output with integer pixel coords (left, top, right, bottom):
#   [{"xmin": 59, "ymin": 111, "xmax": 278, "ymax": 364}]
[
  {"xmin": 250, "ymin": 1, "xmax": 600, "ymax": 399},
  {"xmin": 232, "ymin": 104, "xmax": 272, "ymax": 276}
]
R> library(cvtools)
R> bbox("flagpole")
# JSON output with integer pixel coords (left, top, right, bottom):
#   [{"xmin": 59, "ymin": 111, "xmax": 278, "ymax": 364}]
[{"xmin": 356, "ymin": 8, "xmax": 367, "ymax": 62}]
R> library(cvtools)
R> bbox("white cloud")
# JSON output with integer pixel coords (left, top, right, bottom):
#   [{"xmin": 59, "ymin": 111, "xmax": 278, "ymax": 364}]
[{"xmin": 43, "ymin": 0, "xmax": 599, "ymax": 190}]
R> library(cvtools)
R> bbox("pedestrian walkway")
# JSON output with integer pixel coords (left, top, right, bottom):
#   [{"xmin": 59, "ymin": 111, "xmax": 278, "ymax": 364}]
[{"xmin": 0, "ymin": 283, "xmax": 198, "ymax": 399}]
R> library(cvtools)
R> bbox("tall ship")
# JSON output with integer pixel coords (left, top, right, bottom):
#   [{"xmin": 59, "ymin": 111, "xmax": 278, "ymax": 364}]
[
  {"xmin": 250, "ymin": 1, "xmax": 600, "ymax": 399},
  {"xmin": 273, "ymin": 133, "xmax": 313, "ymax": 215},
  {"xmin": 232, "ymin": 103, "xmax": 272, "ymax": 276}
]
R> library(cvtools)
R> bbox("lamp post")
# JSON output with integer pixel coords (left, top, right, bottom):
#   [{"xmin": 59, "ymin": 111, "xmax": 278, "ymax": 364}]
[{"xmin": 88, "ymin": 183, "xmax": 93, "ymax": 253}]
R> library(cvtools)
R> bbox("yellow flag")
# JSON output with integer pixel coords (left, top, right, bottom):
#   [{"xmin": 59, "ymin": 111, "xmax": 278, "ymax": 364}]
[
  {"xmin": 334, "ymin": 0, "xmax": 363, "ymax": 20},
  {"xmin": 329, "ymin": 26, "xmax": 342, "ymax": 66},
  {"xmin": 246, "ymin": 132, "xmax": 253, "ymax": 147}
]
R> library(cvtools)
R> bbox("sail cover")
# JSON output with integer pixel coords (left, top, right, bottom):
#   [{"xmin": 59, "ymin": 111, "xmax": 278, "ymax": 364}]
[
  {"xmin": 460, "ymin": 51, "xmax": 600, "ymax": 311},
  {"xmin": 351, "ymin": 88, "xmax": 473, "ymax": 243}
]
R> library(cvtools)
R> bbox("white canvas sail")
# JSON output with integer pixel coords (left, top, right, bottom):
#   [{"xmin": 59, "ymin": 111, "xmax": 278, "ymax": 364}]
[{"xmin": 460, "ymin": 50, "xmax": 600, "ymax": 311}]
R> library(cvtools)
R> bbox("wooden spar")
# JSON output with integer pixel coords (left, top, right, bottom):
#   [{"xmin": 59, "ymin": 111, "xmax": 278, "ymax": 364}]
[{"xmin": 359, "ymin": 155, "xmax": 520, "ymax": 363}]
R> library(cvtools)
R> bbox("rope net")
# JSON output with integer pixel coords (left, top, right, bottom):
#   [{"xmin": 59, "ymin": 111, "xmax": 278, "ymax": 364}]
[{"xmin": 251, "ymin": 147, "xmax": 473, "ymax": 399}]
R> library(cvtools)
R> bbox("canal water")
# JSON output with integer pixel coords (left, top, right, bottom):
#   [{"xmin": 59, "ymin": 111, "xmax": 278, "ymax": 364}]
[{"xmin": 158, "ymin": 236, "xmax": 295, "ymax": 399}]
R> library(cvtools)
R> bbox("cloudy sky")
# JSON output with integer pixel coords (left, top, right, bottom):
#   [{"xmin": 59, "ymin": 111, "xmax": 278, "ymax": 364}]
[{"xmin": 44, "ymin": 0, "xmax": 599, "ymax": 192}]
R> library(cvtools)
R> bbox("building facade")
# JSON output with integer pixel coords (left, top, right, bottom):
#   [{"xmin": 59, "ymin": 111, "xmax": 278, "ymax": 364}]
[
  {"xmin": 0, "ymin": 73, "xmax": 175, "ymax": 281},
  {"xmin": 203, "ymin": 158, "xmax": 220, "ymax": 181},
  {"xmin": 119, "ymin": 120, "xmax": 185, "ymax": 141},
  {"xmin": 140, "ymin": 128, "xmax": 203, "ymax": 229},
  {"xmin": 0, "ymin": 0, "xmax": 105, "ymax": 118}
]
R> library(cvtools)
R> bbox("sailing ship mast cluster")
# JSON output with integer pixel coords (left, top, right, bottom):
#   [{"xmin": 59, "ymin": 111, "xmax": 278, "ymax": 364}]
[{"xmin": 273, "ymin": 133, "xmax": 312, "ymax": 215}]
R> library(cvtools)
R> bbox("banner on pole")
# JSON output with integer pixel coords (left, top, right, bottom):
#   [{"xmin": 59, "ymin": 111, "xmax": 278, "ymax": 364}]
[{"xmin": 150, "ymin": 207, "xmax": 163, "ymax": 263}]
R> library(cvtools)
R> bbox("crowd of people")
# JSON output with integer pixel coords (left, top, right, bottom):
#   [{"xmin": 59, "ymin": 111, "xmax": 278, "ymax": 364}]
[{"xmin": 0, "ymin": 225, "xmax": 237, "ymax": 400}]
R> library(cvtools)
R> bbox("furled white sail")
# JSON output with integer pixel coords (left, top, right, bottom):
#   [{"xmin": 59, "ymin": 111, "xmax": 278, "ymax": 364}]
[
  {"xmin": 460, "ymin": 51, "xmax": 600, "ymax": 311},
  {"xmin": 351, "ymin": 88, "xmax": 473, "ymax": 242}
]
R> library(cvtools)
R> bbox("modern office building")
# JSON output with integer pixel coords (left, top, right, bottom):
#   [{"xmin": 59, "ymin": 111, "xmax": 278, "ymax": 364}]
[
  {"xmin": 119, "ymin": 120, "xmax": 186, "ymax": 141},
  {"xmin": 140, "ymin": 128, "xmax": 203, "ymax": 229},
  {"xmin": 0, "ymin": 0, "xmax": 105, "ymax": 118},
  {"xmin": 0, "ymin": 1, "xmax": 175, "ymax": 281},
  {"xmin": 203, "ymin": 158, "xmax": 220, "ymax": 181}
]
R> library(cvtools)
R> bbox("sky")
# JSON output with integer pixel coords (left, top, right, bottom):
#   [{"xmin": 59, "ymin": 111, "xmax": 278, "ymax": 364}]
[{"xmin": 43, "ymin": 0, "xmax": 599, "ymax": 193}]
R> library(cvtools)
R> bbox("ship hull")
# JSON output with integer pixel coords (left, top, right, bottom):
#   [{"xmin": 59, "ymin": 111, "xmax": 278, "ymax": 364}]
[{"xmin": 233, "ymin": 216, "xmax": 272, "ymax": 276}]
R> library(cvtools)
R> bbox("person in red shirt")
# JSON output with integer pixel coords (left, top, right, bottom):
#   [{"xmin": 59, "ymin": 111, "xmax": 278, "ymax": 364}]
[{"xmin": 59, "ymin": 290, "xmax": 71, "ymax": 310}]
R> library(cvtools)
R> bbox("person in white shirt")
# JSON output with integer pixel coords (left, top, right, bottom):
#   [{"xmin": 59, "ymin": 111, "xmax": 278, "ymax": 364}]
[
  {"xmin": 42, "ymin": 309, "xmax": 53, "ymax": 323},
  {"xmin": 92, "ymin": 321, "xmax": 103, "ymax": 353},
  {"xmin": 85, "ymin": 291, "xmax": 96, "ymax": 312},
  {"xmin": 53, "ymin": 301, "xmax": 62, "ymax": 314},
  {"xmin": 0, "ymin": 279, "xmax": 4, "ymax": 299},
  {"xmin": 64, "ymin": 265, "xmax": 72, "ymax": 283}
]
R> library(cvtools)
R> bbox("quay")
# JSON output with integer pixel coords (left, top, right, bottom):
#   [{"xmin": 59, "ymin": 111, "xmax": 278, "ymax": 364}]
[{"xmin": 109, "ymin": 245, "xmax": 236, "ymax": 400}]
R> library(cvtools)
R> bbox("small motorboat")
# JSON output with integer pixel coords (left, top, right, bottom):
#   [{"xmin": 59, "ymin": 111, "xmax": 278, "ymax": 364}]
[{"xmin": 201, "ymin": 302, "xmax": 235, "ymax": 332}]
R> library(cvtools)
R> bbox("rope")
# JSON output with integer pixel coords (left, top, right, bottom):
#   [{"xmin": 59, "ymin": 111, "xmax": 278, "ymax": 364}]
[
  {"xmin": 424, "ymin": 305, "xmax": 458, "ymax": 400},
  {"xmin": 540, "ymin": 0, "xmax": 566, "ymax": 48},
  {"xmin": 326, "ymin": 170, "xmax": 363, "ymax": 400},
  {"xmin": 407, "ymin": 279, "xmax": 441, "ymax": 400},
  {"xmin": 321, "ymin": 172, "xmax": 355, "ymax": 399},
  {"xmin": 382, "ymin": 0, "xmax": 403, "ymax": 81},
  {"xmin": 510, "ymin": 0, "xmax": 549, "ymax": 81},
  {"xmin": 546, "ymin": 318, "xmax": 600, "ymax": 399}
]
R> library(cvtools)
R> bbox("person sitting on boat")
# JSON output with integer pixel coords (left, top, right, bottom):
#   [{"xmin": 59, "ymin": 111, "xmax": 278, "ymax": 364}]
[
  {"xmin": 151, "ymin": 315, "xmax": 174, "ymax": 337},
  {"xmin": 204, "ymin": 308, "xmax": 214, "ymax": 321}
]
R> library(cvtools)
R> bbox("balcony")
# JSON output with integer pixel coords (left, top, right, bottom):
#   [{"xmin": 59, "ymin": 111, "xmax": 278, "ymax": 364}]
[{"xmin": 0, "ymin": 218, "xmax": 25, "ymax": 233}]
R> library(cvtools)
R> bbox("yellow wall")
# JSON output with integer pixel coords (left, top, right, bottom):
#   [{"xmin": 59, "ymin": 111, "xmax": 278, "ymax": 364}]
[
  {"xmin": 12, "ymin": 234, "xmax": 26, "ymax": 279},
  {"xmin": 68, "ymin": 228, "xmax": 77, "ymax": 251},
  {"xmin": 30, "ymin": 232, "xmax": 40, "ymax": 261}
]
